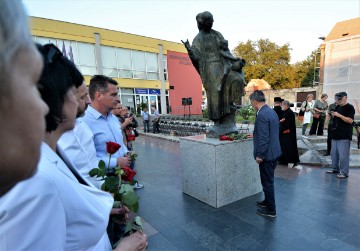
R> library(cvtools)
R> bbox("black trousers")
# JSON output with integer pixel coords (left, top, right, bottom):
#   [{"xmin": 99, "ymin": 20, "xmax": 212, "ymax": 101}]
[
  {"xmin": 259, "ymin": 160, "xmax": 277, "ymax": 212},
  {"xmin": 309, "ymin": 117, "xmax": 325, "ymax": 135}
]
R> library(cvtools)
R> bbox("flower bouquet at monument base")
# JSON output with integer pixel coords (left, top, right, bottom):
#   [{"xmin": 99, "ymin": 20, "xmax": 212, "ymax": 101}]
[
  {"xmin": 219, "ymin": 133, "xmax": 253, "ymax": 141},
  {"xmin": 89, "ymin": 141, "xmax": 143, "ymax": 239}
]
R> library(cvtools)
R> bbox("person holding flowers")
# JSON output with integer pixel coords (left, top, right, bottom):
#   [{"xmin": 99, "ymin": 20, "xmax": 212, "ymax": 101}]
[
  {"xmin": 83, "ymin": 75, "xmax": 143, "ymax": 189},
  {"xmin": 37, "ymin": 44, "xmax": 146, "ymax": 250},
  {"xmin": 83, "ymin": 75, "xmax": 131, "ymax": 170}
]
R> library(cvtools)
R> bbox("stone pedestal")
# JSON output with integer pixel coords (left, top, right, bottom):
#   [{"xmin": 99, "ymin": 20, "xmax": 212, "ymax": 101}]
[{"xmin": 180, "ymin": 135, "xmax": 262, "ymax": 208}]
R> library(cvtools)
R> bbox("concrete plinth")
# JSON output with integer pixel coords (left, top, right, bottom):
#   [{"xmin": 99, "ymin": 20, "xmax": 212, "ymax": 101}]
[{"xmin": 180, "ymin": 135, "xmax": 262, "ymax": 208}]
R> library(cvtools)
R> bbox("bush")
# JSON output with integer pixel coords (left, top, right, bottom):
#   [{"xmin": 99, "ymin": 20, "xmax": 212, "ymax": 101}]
[
  {"xmin": 238, "ymin": 105, "xmax": 256, "ymax": 119},
  {"xmin": 202, "ymin": 108, "xmax": 208, "ymax": 119}
]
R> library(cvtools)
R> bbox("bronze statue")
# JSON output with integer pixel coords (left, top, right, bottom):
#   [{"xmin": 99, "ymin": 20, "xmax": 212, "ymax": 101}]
[{"xmin": 182, "ymin": 11, "xmax": 246, "ymax": 137}]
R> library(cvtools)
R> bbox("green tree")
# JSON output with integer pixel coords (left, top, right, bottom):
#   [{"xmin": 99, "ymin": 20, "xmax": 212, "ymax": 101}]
[
  {"xmin": 293, "ymin": 48, "xmax": 319, "ymax": 87},
  {"xmin": 233, "ymin": 39, "xmax": 295, "ymax": 90}
]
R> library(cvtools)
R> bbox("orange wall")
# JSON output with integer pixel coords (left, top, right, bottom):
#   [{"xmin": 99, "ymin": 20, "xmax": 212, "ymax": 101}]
[{"xmin": 167, "ymin": 51, "xmax": 203, "ymax": 115}]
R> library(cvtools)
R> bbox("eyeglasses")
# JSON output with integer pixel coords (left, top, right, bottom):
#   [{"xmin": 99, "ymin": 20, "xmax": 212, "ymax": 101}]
[{"xmin": 43, "ymin": 43, "xmax": 63, "ymax": 66}]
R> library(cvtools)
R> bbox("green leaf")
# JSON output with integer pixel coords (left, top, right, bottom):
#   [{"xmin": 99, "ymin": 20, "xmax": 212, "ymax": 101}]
[
  {"xmin": 113, "ymin": 193, "xmax": 122, "ymax": 201},
  {"xmin": 98, "ymin": 168, "xmax": 107, "ymax": 178},
  {"xmin": 124, "ymin": 221, "xmax": 133, "ymax": 234},
  {"xmin": 101, "ymin": 182, "xmax": 106, "ymax": 191},
  {"xmin": 89, "ymin": 168, "xmax": 99, "ymax": 177},
  {"xmin": 134, "ymin": 216, "xmax": 143, "ymax": 228},
  {"xmin": 113, "ymin": 201, "xmax": 121, "ymax": 208},
  {"xmin": 123, "ymin": 191, "xmax": 139, "ymax": 213},
  {"xmin": 98, "ymin": 160, "xmax": 106, "ymax": 169},
  {"xmin": 104, "ymin": 176, "xmax": 119, "ymax": 193},
  {"xmin": 119, "ymin": 184, "xmax": 133, "ymax": 194}
]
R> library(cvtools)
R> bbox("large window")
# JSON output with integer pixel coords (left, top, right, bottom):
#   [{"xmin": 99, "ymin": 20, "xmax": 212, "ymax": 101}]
[
  {"xmin": 146, "ymin": 53, "xmax": 159, "ymax": 80},
  {"xmin": 77, "ymin": 42, "xmax": 96, "ymax": 76},
  {"xmin": 118, "ymin": 48, "xmax": 132, "ymax": 78},
  {"xmin": 33, "ymin": 36, "xmax": 162, "ymax": 80},
  {"xmin": 33, "ymin": 36, "xmax": 96, "ymax": 76},
  {"xmin": 101, "ymin": 46, "xmax": 117, "ymax": 77},
  {"xmin": 101, "ymin": 45, "xmax": 160, "ymax": 80},
  {"xmin": 132, "ymin": 50, "xmax": 146, "ymax": 79}
]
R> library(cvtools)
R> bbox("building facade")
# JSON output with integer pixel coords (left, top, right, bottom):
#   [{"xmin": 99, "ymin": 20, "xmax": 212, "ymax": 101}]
[
  {"xmin": 30, "ymin": 17, "xmax": 203, "ymax": 115},
  {"xmin": 319, "ymin": 17, "xmax": 360, "ymax": 117}
]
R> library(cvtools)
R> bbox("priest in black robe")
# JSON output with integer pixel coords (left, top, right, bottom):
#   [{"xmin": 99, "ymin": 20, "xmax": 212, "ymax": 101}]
[
  {"xmin": 278, "ymin": 100, "xmax": 300, "ymax": 167},
  {"xmin": 273, "ymin": 97, "xmax": 284, "ymax": 120}
]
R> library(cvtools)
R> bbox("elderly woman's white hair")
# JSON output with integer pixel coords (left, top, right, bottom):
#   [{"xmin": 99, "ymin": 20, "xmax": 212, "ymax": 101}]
[{"xmin": 0, "ymin": 0, "xmax": 33, "ymax": 81}]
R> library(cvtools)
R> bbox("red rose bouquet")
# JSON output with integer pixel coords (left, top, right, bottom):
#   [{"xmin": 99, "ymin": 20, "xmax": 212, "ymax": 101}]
[
  {"xmin": 219, "ymin": 133, "xmax": 252, "ymax": 141},
  {"xmin": 89, "ymin": 141, "xmax": 142, "ymax": 240}
]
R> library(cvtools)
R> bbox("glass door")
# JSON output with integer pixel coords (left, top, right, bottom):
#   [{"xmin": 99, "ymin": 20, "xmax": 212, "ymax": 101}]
[{"xmin": 149, "ymin": 95, "xmax": 158, "ymax": 114}]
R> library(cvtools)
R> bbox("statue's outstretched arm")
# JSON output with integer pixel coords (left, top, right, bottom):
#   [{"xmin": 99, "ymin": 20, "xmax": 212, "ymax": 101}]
[{"xmin": 220, "ymin": 50, "xmax": 240, "ymax": 62}]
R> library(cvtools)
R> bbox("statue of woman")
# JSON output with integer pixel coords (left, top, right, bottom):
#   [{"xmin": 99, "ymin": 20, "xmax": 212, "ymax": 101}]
[{"xmin": 182, "ymin": 11, "xmax": 246, "ymax": 136}]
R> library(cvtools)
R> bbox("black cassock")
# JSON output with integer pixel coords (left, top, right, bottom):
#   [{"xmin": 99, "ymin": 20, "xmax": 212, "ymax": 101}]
[
  {"xmin": 278, "ymin": 108, "xmax": 300, "ymax": 165},
  {"xmin": 273, "ymin": 106, "xmax": 284, "ymax": 120}
]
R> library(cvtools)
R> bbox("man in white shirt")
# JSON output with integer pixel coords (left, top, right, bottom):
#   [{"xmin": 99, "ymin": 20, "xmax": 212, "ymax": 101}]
[{"xmin": 58, "ymin": 82, "xmax": 106, "ymax": 188}]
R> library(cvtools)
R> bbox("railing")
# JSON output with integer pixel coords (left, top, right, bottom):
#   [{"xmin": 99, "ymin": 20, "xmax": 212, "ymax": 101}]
[{"xmin": 158, "ymin": 116, "xmax": 213, "ymax": 136}]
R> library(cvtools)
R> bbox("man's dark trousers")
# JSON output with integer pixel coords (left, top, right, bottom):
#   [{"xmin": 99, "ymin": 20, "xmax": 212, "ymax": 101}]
[{"xmin": 259, "ymin": 160, "xmax": 277, "ymax": 212}]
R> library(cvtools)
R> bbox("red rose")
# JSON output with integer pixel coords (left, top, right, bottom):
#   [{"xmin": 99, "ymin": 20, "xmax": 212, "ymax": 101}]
[
  {"xmin": 106, "ymin": 141, "xmax": 121, "ymax": 154},
  {"xmin": 127, "ymin": 135, "xmax": 136, "ymax": 142},
  {"xmin": 219, "ymin": 135, "xmax": 233, "ymax": 141},
  {"xmin": 121, "ymin": 166, "xmax": 137, "ymax": 182},
  {"xmin": 219, "ymin": 135, "xmax": 228, "ymax": 141}
]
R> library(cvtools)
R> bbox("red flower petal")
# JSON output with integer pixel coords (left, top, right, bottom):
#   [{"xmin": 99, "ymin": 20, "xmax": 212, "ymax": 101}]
[{"xmin": 106, "ymin": 141, "xmax": 121, "ymax": 154}]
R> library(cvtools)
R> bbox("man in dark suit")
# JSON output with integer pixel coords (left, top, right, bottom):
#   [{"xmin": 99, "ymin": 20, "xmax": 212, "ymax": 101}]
[{"xmin": 250, "ymin": 90, "xmax": 282, "ymax": 218}]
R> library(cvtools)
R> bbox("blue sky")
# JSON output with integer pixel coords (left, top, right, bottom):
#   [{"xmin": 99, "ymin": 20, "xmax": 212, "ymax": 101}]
[{"xmin": 23, "ymin": 0, "xmax": 360, "ymax": 63}]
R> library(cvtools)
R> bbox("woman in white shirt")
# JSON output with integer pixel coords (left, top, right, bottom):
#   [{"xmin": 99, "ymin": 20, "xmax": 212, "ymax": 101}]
[
  {"xmin": 37, "ymin": 43, "xmax": 147, "ymax": 251},
  {"xmin": 301, "ymin": 94, "xmax": 315, "ymax": 136},
  {"xmin": 36, "ymin": 43, "xmax": 114, "ymax": 250}
]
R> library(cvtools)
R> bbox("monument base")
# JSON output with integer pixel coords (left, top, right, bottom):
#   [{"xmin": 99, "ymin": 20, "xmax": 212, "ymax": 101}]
[{"xmin": 180, "ymin": 135, "xmax": 262, "ymax": 208}]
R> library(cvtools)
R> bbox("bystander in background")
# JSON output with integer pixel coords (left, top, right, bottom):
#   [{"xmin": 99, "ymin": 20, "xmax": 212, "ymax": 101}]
[
  {"xmin": 326, "ymin": 92, "xmax": 355, "ymax": 179},
  {"xmin": 309, "ymin": 94, "xmax": 328, "ymax": 136},
  {"xmin": 324, "ymin": 96, "xmax": 340, "ymax": 156},
  {"xmin": 301, "ymin": 94, "xmax": 314, "ymax": 136}
]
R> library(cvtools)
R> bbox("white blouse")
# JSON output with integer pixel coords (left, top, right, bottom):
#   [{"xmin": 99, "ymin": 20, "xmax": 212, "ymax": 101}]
[
  {"xmin": 303, "ymin": 100, "xmax": 314, "ymax": 124},
  {"xmin": 0, "ymin": 170, "xmax": 66, "ymax": 251},
  {"xmin": 38, "ymin": 142, "xmax": 113, "ymax": 251}
]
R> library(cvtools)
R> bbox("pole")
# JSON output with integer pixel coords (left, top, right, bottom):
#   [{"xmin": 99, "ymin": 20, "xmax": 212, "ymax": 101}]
[{"xmin": 188, "ymin": 105, "xmax": 191, "ymax": 118}]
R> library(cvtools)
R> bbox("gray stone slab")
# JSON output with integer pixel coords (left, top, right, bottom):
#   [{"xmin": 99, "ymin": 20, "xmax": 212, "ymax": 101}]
[
  {"xmin": 180, "ymin": 135, "xmax": 262, "ymax": 208},
  {"xmin": 299, "ymin": 149, "xmax": 323, "ymax": 166}
]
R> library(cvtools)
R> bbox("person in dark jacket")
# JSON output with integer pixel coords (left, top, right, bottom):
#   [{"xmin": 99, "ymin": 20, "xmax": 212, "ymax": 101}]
[
  {"xmin": 278, "ymin": 100, "xmax": 300, "ymax": 167},
  {"xmin": 250, "ymin": 90, "xmax": 282, "ymax": 218},
  {"xmin": 273, "ymin": 97, "xmax": 284, "ymax": 120}
]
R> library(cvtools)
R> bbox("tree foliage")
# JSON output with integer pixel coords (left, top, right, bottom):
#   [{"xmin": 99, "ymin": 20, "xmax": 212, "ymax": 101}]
[
  {"xmin": 292, "ymin": 49, "xmax": 319, "ymax": 87},
  {"xmin": 233, "ymin": 38, "xmax": 319, "ymax": 89},
  {"xmin": 233, "ymin": 38, "xmax": 294, "ymax": 90}
]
